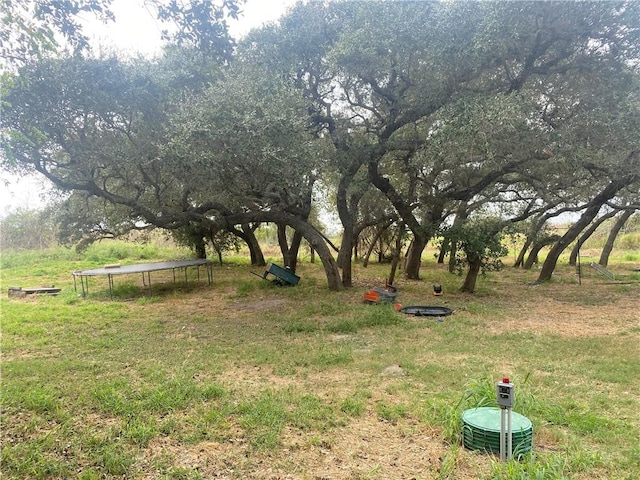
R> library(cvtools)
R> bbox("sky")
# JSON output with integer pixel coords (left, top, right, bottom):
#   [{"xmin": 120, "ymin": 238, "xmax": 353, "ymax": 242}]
[
  {"xmin": 0, "ymin": 0, "xmax": 298, "ymax": 216},
  {"xmin": 88, "ymin": 0, "xmax": 297, "ymax": 56}
]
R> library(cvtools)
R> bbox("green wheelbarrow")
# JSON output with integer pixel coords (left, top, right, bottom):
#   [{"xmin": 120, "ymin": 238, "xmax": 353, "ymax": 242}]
[{"xmin": 254, "ymin": 262, "xmax": 300, "ymax": 286}]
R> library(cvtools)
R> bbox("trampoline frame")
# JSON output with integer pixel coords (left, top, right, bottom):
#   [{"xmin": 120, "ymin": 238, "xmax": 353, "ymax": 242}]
[{"xmin": 73, "ymin": 259, "xmax": 213, "ymax": 299}]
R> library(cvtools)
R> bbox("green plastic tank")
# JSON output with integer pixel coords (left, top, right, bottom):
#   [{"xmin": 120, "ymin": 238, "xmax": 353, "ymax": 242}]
[{"xmin": 461, "ymin": 407, "xmax": 533, "ymax": 457}]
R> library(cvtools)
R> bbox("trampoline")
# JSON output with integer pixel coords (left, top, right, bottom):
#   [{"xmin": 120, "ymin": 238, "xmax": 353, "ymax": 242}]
[{"xmin": 73, "ymin": 259, "xmax": 213, "ymax": 298}]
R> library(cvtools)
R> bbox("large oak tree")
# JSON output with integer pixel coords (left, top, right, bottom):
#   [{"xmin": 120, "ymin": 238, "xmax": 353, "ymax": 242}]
[{"xmin": 3, "ymin": 0, "xmax": 640, "ymax": 292}]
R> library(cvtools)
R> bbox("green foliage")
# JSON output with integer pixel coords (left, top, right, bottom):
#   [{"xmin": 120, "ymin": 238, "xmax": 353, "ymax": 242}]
[
  {"xmin": 443, "ymin": 217, "xmax": 509, "ymax": 292},
  {"xmin": 54, "ymin": 193, "xmax": 140, "ymax": 252},
  {"xmin": 3, "ymin": 0, "xmax": 640, "ymax": 470},
  {"xmin": 623, "ymin": 252, "xmax": 640, "ymax": 262},
  {"xmin": 1, "ymin": 0, "xmax": 241, "ymax": 70},
  {"xmin": 446, "ymin": 217, "xmax": 509, "ymax": 272},
  {"xmin": 0, "ymin": 207, "xmax": 58, "ymax": 250},
  {"xmin": 165, "ymin": 61, "xmax": 322, "ymax": 210},
  {"xmin": 170, "ymin": 223, "xmax": 240, "ymax": 261},
  {"xmin": 618, "ymin": 232, "xmax": 640, "ymax": 251},
  {"xmin": 86, "ymin": 240, "xmax": 189, "ymax": 263},
  {"xmin": 1, "ymin": 0, "xmax": 114, "ymax": 66},
  {"xmin": 4, "ymin": 0, "xmax": 640, "ymax": 292}
]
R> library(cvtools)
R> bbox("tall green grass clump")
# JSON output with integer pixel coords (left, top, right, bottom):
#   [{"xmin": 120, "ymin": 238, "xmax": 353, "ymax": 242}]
[
  {"xmin": 0, "ymin": 246, "xmax": 81, "ymax": 269},
  {"xmin": 617, "ymin": 232, "xmax": 639, "ymax": 251},
  {"xmin": 83, "ymin": 241, "xmax": 189, "ymax": 264}
]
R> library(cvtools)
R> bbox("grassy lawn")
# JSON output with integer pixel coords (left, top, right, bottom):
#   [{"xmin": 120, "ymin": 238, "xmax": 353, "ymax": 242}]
[{"xmin": 1, "ymin": 243, "xmax": 639, "ymax": 479}]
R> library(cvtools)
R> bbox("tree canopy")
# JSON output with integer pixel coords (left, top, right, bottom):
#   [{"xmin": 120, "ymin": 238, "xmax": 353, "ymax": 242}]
[{"xmin": 2, "ymin": 0, "xmax": 639, "ymax": 291}]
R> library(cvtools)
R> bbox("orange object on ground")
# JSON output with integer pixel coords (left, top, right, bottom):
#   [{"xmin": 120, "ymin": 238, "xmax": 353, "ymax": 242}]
[{"xmin": 363, "ymin": 291, "xmax": 380, "ymax": 303}]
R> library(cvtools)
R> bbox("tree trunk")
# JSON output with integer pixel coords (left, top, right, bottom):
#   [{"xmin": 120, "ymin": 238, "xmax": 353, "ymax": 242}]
[
  {"xmin": 226, "ymin": 210, "xmax": 342, "ymax": 291},
  {"xmin": 568, "ymin": 210, "xmax": 617, "ymax": 266},
  {"xmin": 335, "ymin": 153, "xmax": 367, "ymax": 288},
  {"xmin": 523, "ymin": 244, "xmax": 542, "ymax": 269},
  {"xmin": 231, "ymin": 224, "xmax": 265, "ymax": 266},
  {"xmin": 447, "ymin": 207, "xmax": 467, "ymax": 273},
  {"xmin": 388, "ymin": 222, "xmax": 405, "ymax": 285},
  {"xmin": 404, "ymin": 232, "xmax": 429, "ymax": 279},
  {"xmin": 368, "ymin": 159, "xmax": 441, "ymax": 281},
  {"xmin": 437, "ymin": 238, "xmax": 449, "ymax": 264},
  {"xmin": 337, "ymin": 219, "xmax": 355, "ymax": 287},
  {"xmin": 362, "ymin": 238, "xmax": 375, "ymax": 268},
  {"xmin": 599, "ymin": 209, "xmax": 635, "ymax": 267},
  {"xmin": 448, "ymin": 241, "xmax": 458, "ymax": 273},
  {"xmin": 514, "ymin": 236, "xmax": 533, "ymax": 268},
  {"xmin": 362, "ymin": 221, "xmax": 392, "ymax": 268},
  {"xmin": 515, "ymin": 217, "xmax": 548, "ymax": 268},
  {"xmin": 515, "ymin": 206, "xmax": 584, "ymax": 268},
  {"xmin": 247, "ymin": 238, "xmax": 264, "ymax": 265},
  {"xmin": 277, "ymin": 223, "xmax": 303, "ymax": 272},
  {"xmin": 537, "ymin": 168, "xmax": 638, "ymax": 283},
  {"xmin": 523, "ymin": 235, "xmax": 559, "ymax": 269},
  {"xmin": 288, "ymin": 230, "xmax": 304, "ymax": 272},
  {"xmin": 277, "ymin": 223, "xmax": 289, "ymax": 264},
  {"xmin": 460, "ymin": 255, "xmax": 481, "ymax": 293},
  {"xmin": 213, "ymin": 245, "xmax": 223, "ymax": 265},
  {"xmin": 194, "ymin": 237, "xmax": 207, "ymax": 259}
]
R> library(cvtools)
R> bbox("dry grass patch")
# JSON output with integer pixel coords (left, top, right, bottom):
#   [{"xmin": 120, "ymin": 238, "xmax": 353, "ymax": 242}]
[{"xmin": 142, "ymin": 415, "xmax": 450, "ymax": 480}]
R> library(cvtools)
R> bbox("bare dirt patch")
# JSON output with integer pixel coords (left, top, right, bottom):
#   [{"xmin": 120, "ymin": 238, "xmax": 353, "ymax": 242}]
[
  {"xmin": 142, "ymin": 415, "xmax": 451, "ymax": 480},
  {"xmin": 484, "ymin": 299, "xmax": 638, "ymax": 337},
  {"xmin": 231, "ymin": 298, "xmax": 288, "ymax": 312},
  {"xmin": 482, "ymin": 279, "xmax": 640, "ymax": 337}
]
